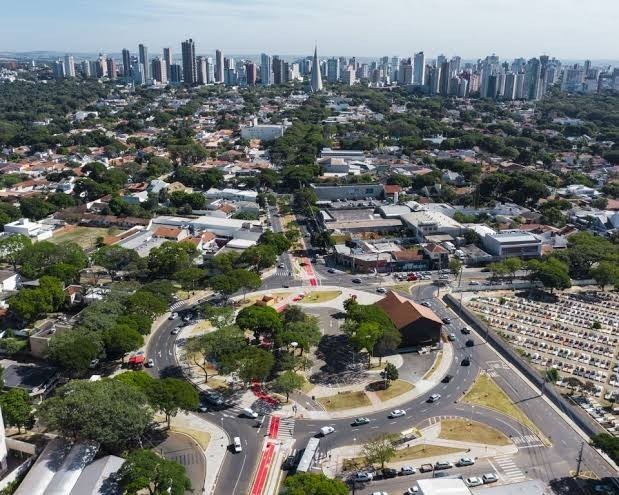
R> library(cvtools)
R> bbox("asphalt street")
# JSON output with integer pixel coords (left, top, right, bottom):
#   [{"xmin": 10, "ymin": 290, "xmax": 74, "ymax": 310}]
[{"xmin": 144, "ymin": 225, "xmax": 617, "ymax": 494}]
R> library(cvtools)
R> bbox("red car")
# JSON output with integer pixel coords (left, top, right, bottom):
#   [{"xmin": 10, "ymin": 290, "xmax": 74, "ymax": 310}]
[{"xmin": 407, "ymin": 273, "xmax": 418, "ymax": 281}]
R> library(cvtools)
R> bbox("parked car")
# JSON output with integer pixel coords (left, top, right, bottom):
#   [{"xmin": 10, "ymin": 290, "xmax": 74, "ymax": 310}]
[
  {"xmin": 406, "ymin": 487, "xmax": 420, "ymax": 494},
  {"xmin": 483, "ymin": 473, "xmax": 498, "ymax": 484},
  {"xmin": 371, "ymin": 492, "xmax": 388, "ymax": 495},
  {"xmin": 400, "ymin": 466, "xmax": 416, "ymax": 475},
  {"xmin": 89, "ymin": 359, "xmax": 99, "ymax": 369},
  {"xmin": 389, "ymin": 409, "xmax": 406, "ymax": 418},
  {"xmin": 442, "ymin": 374, "xmax": 453, "ymax": 383},
  {"xmin": 407, "ymin": 274, "xmax": 418, "ymax": 281},
  {"xmin": 469, "ymin": 280, "xmax": 481, "ymax": 286},
  {"xmin": 466, "ymin": 476, "xmax": 484, "ymax": 487},
  {"xmin": 351, "ymin": 417, "xmax": 370, "ymax": 426},
  {"xmin": 448, "ymin": 333, "xmax": 456, "ymax": 341},
  {"xmin": 465, "ymin": 339, "xmax": 475, "ymax": 347},
  {"xmin": 419, "ymin": 464, "xmax": 434, "ymax": 473},
  {"xmin": 353, "ymin": 471, "xmax": 373, "ymax": 482},
  {"xmin": 428, "ymin": 393, "xmax": 441, "ymax": 403},
  {"xmin": 146, "ymin": 358, "xmax": 154, "ymax": 368},
  {"xmin": 320, "ymin": 426, "xmax": 335, "ymax": 436},
  {"xmin": 381, "ymin": 468, "xmax": 397, "ymax": 478},
  {"xmin": 434, "ymin": 461, "xmax": 453, "ymax": 470},
  {"xmin": 202, "ymin": 391, "xmax": 225, "ymax": 407},
  {"xmin": 168, "ymin": 312, "xmax": 178, "ymax": 320},
  {"xmin": 457, "ymin": 457, "xmax": 475, "ymax": 466}
]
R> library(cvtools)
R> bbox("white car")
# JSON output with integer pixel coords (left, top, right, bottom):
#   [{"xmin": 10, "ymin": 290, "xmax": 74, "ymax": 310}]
[
  {"xmin": 469, "ymin": 280, "xmax": 481, "ymax": 286},
  {"xmin": 457, "ymin": 457, "xmax": 475, "ymax": 466},
  {"xmin": 428, "ymin": 393, "xmax": 441, "ymax": 403},
  {"xmin": 242, "ymin": 408, "xmax": 258, "ymax": 419},
  {"xmin": 354, "ymin": 471, "xmax": 373, "ymax": 482},
  {"xmin": 146, "ymin": 358, "xmax": 154, "ymax": 368},
  {"xmin": 466, "ymin": 476, "xmax": 484, "ymax": 487},
  {"xmin": 278, "ymin": 263, "xmax": 285, "ymax": 268},
  {"xmin": 371, "ymin": 492, "xmax": 388, "ymax": 495},
  {"xmin": 168, "ymin": 312, "xmax": 178, "ymax": 320},
  {"xmin": 400, "ymin": 466, "xmax": 416, "ymax": 475},
  {"xmin": 320, "ymin": 426, "xmax": 335, "ymax": 436},
  {"xmin": 483, "ymin": 473, "xmax": 498, "ymax": 484},
  {"xmin": 171, "ymin": 328, "xmax": 180, "ymax": 335},
  {"xmin": 389, "ymin": 409, "xmax": 406, "ymax": 418},
  {"xmin": 407, "ymin": 487, "xmax": 420, "ymax": 494},
  {"xmin": 233, "ymin": 436, "xmax": 242, "ymax": 453},
  {"xmin": 376, "ymin": 287, "xmax": 387, "ymax": 293}
]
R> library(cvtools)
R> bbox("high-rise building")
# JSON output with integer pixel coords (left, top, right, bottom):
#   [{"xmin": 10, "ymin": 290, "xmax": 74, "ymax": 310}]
[
  {"xmin": 326, "ymin": 58, "xmax": 340, "ymax": 83},
  {"xmin": 246, "ymin": 62, "xmax": 257, "ymax": 85},
  {"xmin": 181, "ymin": 39, "xmax": 197, "ymax": 85},
  {"xmin": 457, "ymin": 78, "xmax": 468, "ymax": 98},
  {"xmin": 206, "ymin": 57, "xmax": 215, "ymax": 83},
  {"xmin": 215, "ymin": 49, "xmax": 224, "ymax": 83},
  {"xmin": 562, "ymin": 65, "xmax": 586, "ymax": 93},
  {"xmin": 139, "ymin": 44, "xmax": 150, "ymax": 80},
  {"xmin": 525, "ymin": 58, "xmax": 542, "ymax": 100},
  {"xmin": 170, "ymin": 64, "xmax": 183, "ymax": 84},
  {"xmin": 413, "ymin": 51, "xmax": 425, "ymax": 85},
  {"xmin": 439, "ymin": 61, "xmax": 450, "ymax": 95},
  {"xmin": 122, "ymin": 49, "xmax": 131, "ymax": 80},
  {"xmin": 106, "ymin": 58, "xmax": 117, "ymax": 80},
  {"xmin": 197, "ymin": 56, "xmax": 207, "ymax": 85},
  {"xmin": 503, "ymin": 72, "xmax": 516, "ymax": 100},
  {"xmin": 260, "ymin": 53, "xmax": 272, "ymax": 86},
  {"xmin": 450, "ymin": 56, "xmax": 461, "ymax": 75},
  {"xmin": 514, "ymin": 72, "xmax": 526, "ymax": 99},
  {"xmin": 53, "ymin": 60, "xmax": 65, "ymax": 79},
  {"xmin": 273, "ymin": 56, "xmax": 283, "ymax": 85},
  {"xmin": 310, "ymin": 46, "xmax": 323, "ymax": 92},
  {"xmin": 399, "ymin": 58, "xmax": 413, "ymax": 85},
  {"xmin": 163, "ymin": 47, "xmax": 172, "ymax": 79},
  {"xmin": 80, "ymin": 60, "xmax": 91, "ymax": 78},
  {"xmin": 341, "ymin": 66, "xmax": 356, "ymax": 86},
  {"xmin": 64, "ymin": 55, "xmax": 75, "ymax": 77},
  {"xmin": 131, "ymin": 61, "xmax": 144, "ymax": 85},
  {"xmin": 152, "ymin": 57, "xmax": 167, "ymax": 84}
]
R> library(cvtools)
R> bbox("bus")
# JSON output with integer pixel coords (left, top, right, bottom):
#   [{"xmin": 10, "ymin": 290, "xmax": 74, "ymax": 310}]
[{"xmin": 296, "ymin": 438, "xmax": 320, "ymax": 473}]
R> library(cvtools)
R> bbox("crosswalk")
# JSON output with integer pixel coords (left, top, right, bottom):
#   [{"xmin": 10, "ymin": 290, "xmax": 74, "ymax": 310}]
[
  {"xmin": 275, "ymin": 267, "xmax": 291, "ymax": 277},
  {"xmin": 170, "ymin": 301, "xmax": 185, "ymax": 311},
  {"xmin": 277, "ymin": 417, "xmax": 296, "ymax": 439},
  {"xmin": 512, "ymin": 434, "xmax": 544, "ymax": 448},
  {"xmin": 493, "ymin": 454, "xmax": 526, "ymax": 482}
]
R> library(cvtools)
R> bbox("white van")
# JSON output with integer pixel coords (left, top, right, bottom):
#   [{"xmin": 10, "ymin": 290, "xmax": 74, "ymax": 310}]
[
  {"xmin": 320, "ymin": 426, "xmax": 335, "ymax": 436},
  {"xmin": 233, "ymin": 437, "xmax": 242, "ymax": 453}
]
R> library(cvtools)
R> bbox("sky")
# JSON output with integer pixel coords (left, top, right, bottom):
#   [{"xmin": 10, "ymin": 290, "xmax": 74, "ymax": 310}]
[{"xmin": 2, "ymin": 0, "xmax": 618, "ymax": 61}]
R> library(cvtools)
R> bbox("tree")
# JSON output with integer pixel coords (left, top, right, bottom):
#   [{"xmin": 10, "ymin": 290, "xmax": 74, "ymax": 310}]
[
  {"xmin": 463, "ymin": 229, "xmax": 481, "ymax": 246},
  {"xmin": 126, "ymin": 290, "xmax": 168, "ymax": 319},
  {"xmin": 8, "ymin": 276, "xmax": 65, "ymax": 322},
  {"xmin": 503, "ymin": 257, "xmax": 523, "ymax": 283},
  {"xmin": 281, "ymin": 319, "xmax": 321, "ymax": 355},
  {"xmin": 174, "ymin": 267, "xmax": 206, "ymax": 290},
  {"xmin": 590, "ymin": 261, "xmax": 619, "ymax": 291},
  {"xmin": 231, "ymin": 269, "xmax": 262, "ymax": 301},
  {"xmin": 383, "ymin": 362, "xmax": 399, "ymax": 387},
  {"xmin": 281, "ymin": 305, "xmax": 306, "ymax": 325},
  {"xmin": 38, "ymin": 379, "xmax": 153, "ymax": 452},
  {"xmin": 236, "ymin": 305, "xmax": 283, "ymax": 339},
  {"xmin": 102, "ymin": 324, "xmax": 144, "ymax": 361},
  {"xmin": 184, "ymin": 326, "xmax": 246, "ymax": 382},
  {"xmin": 281, "ymin": 473, "xmax": 348, "ymax": 495},
  {"xmin": 47, "ymin": 330, "xmax": 103, "ymax": 376},
  {"xmin": 0, "ymin": 234, "xmax": 31, "ymax": 270},
  {"xmin": 209, "ymin": 274, "xmax": 240, "ymax": 300},
  {"xmin": 0, "ymin": 389, "xmax": 33, "ymax": 433},
  {"xmin": 274, "ymin": 371, "xmax": 305, "ymax": 402},
  {"xmin": 348, "ymin": 321, "xmax": 382, "ymax": 367},
  {"xmin": 374, "ymin": 326, "xmax": 401, "ymax": 366},
  {"xmin": 147, "ymin": 241, "xmax": 197, "ymax": 278},
  {"xmin": 362, "ymin": 433, "xmax": 400, "ymax": 469},
  {"xmin": 528, "ymin": 258, "xmax": 572, "ymax": 293},
  {"xmin": 148, "ymin": 378, "xmax": 199, "ymax": 429},
  {"xmin": 488, "ymin": 261, "xmax": 509, "ymax": 282},
  {"xmin": 448, "ymin": 258, "xmax": 462, "ymax": 277},
  {"xmin": 238, "ymin": 244, "xmax": 277, "ymax": 270},
  {"xmin": 118, "ymin": 449, "xmax": 192, "ymax": 495},
  {"xmin": 92, "ymin": 245, "xmax": 141, "ymax": 276},
  {"xmin": 545, "ymin": 368, "xmax": 560, "ymax": 383},
  {"xmin": 591, "ymin": 434, "xmax": 619, "ymax": 464},
  {"xmin": 200, "ymin": 304, "xmax": 235, "ymax": 330},
  {"xmin": 225, "ymin": 346, "xmax": 274, "ymax": 384}
]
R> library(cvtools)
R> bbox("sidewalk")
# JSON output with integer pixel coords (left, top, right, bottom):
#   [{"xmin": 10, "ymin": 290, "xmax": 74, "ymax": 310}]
[{"xmin": 168, "ymin": 412, "xmax": 229, "ymax": 495}]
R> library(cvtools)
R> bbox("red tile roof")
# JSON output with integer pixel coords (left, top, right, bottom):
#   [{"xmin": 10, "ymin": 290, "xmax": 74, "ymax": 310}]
[{"xmin": 375, "ymin": 291, "xmax": 443, "ymax": 329}]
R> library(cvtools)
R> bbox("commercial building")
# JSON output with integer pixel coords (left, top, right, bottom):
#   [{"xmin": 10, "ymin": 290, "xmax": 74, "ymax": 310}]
[
  {"xmin": 151, "ymin": 57, "xmax": 167, "ymax": 84},
  {"xmin": 181, "ymin": 38, "xmax": 197, "ymax": 85},
  {"xmin": 376, "ymin": 291, "xmax": 443, "ymax": 347},
  {"xmin": 311, "ymin": 183, "xmax": 384, "ymax": 201},
  {"xmin": 240, "ymin": 121, "xmax": 288, "ymax": 141},
  {"xmin": 401, "ymin": 211, "xmax": 463, "ymax": 242},
  {"xmin": 260, "ymin": 53, "xmax": 272, "ymax": 86},
  {"xmin": 4, "ymin": 219, "xmax": 54, "ymax": 241},
  {"xmin": 483, "ymin": 231, "xmax": 542, "ymax": 258},
  {"xmin": 138, "ymin": 43, "xmax": 150, "ymax": 80}
]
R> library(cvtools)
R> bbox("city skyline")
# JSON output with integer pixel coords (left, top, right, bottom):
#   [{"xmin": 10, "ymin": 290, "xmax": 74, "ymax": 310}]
[{"xmin": 2, "ymin": 0, "xmax": 618, "ymax": 60}]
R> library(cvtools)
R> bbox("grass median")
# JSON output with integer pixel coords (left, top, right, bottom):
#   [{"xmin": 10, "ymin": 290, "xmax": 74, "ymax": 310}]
[
  {"xmin": 439, "ymin": 419, "xmax": 512, "ymax": 446},
  {"xmin": 317, "ymin": 391, "xmax": 371, "ymax": 411},
  {"xmin": 302, "ymin": 291, "xmax": 342, "ymax": 304},
  {"xmin": 461, "ymin": 373, "xmax": 548, "ymax": 444},
  {"xmin": 374, "ymin": 380, "xmax": 415, "ymax": 402}
]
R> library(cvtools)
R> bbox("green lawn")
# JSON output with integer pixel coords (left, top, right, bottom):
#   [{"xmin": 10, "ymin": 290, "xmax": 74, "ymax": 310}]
[
  {"xmin": 302, "ymin": 291, "xmax": 342, "ymax": 304},
  {"xmin": 374, "ymin": 380, "xmax": 415, "ymax": 402},
  {"xmin": 439, "ymin": 419, "xmax": 512, "ymax": 446},
  {"xmin": 317, "ymin": 391, "xmax": 371, "ymax": 411}
]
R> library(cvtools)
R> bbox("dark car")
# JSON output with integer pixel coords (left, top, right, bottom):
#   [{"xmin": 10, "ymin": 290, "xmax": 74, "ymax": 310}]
[
  {"xmin": 351, "ymin": 417, "xmax": 370, "ymax": 426},
  {"xmin": 465, "ymin": 339, "xmax": 475, "ymax": 347},
  {"xmin": 442, "ymin": 317, "xmax": 452, "ymax": 324},
  {"xmin": 327, "ymin": 268, "xmax": 336, "ymax": 274},
  {"xmin": 461, "ymin": 356, "xmax": 471, "ymax": 366},
  {"xmin": 202, "ymin": 391, "xmax": 225, "ymax": 407},
  {"xmin": 461, "ymin": 327, "xmax": 471, "ymax": 334},
  {"xmin": 352, "ymin": 278, "xmax": 362, "ymax": 284},
  {"xmin": 442, "ymin": 374, "xmax": 453, "ymax": 383},
  {"xmin": 381, "ymin": 468, "xmax": 398, "ymax": 479}
]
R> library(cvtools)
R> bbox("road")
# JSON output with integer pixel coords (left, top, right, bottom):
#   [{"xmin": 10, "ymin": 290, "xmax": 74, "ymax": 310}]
[
  {"xmin": 158, "ymin": 432, "xmax": 206, "ymax": 493},
  {"xmin": 144, "ymin": 215, "xmax": 617, "ymax": 494}
]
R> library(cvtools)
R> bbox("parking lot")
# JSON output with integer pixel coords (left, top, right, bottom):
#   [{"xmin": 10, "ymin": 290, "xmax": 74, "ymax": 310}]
[{"xmin": 467, "ymin": 289, "xmax": 619, "ymax": 434}]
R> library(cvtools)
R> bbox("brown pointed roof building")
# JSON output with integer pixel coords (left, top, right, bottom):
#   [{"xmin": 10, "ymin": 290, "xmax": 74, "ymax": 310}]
[{"xmin": 375, "ymin": 291, "xmax": 443, "ymax": 347}]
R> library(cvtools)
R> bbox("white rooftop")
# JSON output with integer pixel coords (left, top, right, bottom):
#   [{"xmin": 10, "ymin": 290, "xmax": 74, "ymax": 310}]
[{"xmin": 417, "ymin": 478, "xmax": 472, "ymax": 495}]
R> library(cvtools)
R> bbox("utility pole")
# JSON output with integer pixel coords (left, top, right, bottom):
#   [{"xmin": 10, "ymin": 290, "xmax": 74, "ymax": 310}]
[{"xmin": 575, "ymin": 441, "xmax": 584, "ymax": 478}]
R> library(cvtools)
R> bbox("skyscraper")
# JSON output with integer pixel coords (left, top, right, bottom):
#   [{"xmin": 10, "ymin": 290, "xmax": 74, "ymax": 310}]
[
  {"xmin": 273, "ymin": 56, "xmax": 283, "ymax": 85},
  {"xmin": 326, "ymin": 58, "xmax": 340, "ymax": 83},
  {"xmin": 122, "ymin": 49, "xmax": 131, "ymax": 80},
  {"xmin": 246, "ymin": 62, "xmax": 257, "ymax": 85},
  {"xmin": 413, "ymin": 52, "xmax": 425, "ymax": 85},
  {"xmin": 152, "ymin": 57, "xmax": 167, "ymax": 84},
  {"xmin": 106, "ymin": 58, "xmax": 117, "ymax": 80},
  {"xmin": 215, "ymin": 49, "xmax": 224, "ymax": 83},
  {"xmin": 139, "ymin": 44, "xmax": 150, "ymax": 80},
  {"xmin": 64, "ymin": 55, "xmax": 75, "ymax": 77},
  {"xmin": 80, "ymin": 60, "xmax": 91, "ymax": 78},
  {"xmin": 310, "ymin": 46, "xmax": 323, "ymax": 92},
  {"xmin": 53, "ymin": 60, "xmax": 65, "ymax": 79},
  {"xmin": 163, "ymin": 47, "xmax": 172, "ymax": 79},
  {"xmin": 206, "ymin": 57, "xmax": 215, "ymax": 84},
  {"xmin": 181, "ymin": 39, "xmax": 197, "ymax": 85},
  {"xmin": 260, "ymin": 53, "xmax": 272, "ymax": 86},
  {"xmin": 197, "ymin": 56, "xmax": 207, "ymax": 85},
  {"xmin": 170, "ymin": 64, "xmax": 183, "ymax": 84}
]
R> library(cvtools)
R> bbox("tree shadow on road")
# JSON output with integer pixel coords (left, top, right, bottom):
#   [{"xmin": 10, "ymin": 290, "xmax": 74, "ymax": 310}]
[{"xmin": 310, "ymin": 334, "xmax": 368, "ymax": 386}]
